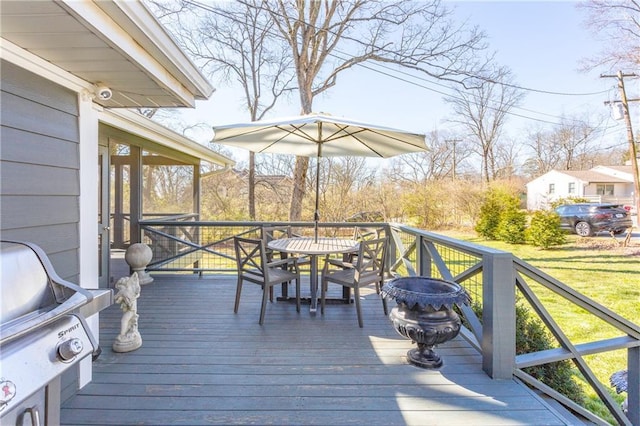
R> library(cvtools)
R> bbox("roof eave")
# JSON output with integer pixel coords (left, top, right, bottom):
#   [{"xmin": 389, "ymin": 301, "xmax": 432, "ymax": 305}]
[
  {"xmin": 55, "ymin": 0, "xmax": 213, "ymax": 107},
  {"xmin": 99, "ymin": 109, "xmax": 235, "ymax": 167},
  {"xmin": 104, "ymin": 0, "xmax": 214, "ymax": 100}
]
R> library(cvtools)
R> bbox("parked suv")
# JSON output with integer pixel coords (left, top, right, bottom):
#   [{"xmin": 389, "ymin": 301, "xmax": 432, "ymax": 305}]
[{"xmin": 554, "ymin": 203, "xmax": 633, "ymax": 237}]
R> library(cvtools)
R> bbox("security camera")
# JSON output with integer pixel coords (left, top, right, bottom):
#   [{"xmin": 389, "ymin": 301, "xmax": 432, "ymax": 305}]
[{"xmin": 96, "ymin": 86, "xmax": 112, "ymax": 101}]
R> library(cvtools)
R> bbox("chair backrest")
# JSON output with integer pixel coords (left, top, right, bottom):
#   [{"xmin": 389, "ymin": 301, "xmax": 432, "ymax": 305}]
[
  {"xmin": 354, "ymin": 237, "xmax": 387, "ymax": 282},
  {"xmin": 262, "ymin": 226, "xmax": 293, "ymax": 245},
  {"xmin": 353, "ymin": 226, "xmax": 385, "ymax": 242},
  {"xmin": 234, "ymin": 236, "xmax": 268, "ymax": 279}
]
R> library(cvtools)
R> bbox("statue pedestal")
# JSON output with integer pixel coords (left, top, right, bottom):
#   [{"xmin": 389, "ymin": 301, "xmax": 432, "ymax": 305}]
[{"xmin": 112, "ymin": 325, "xmax": 142, "ymax": 353}]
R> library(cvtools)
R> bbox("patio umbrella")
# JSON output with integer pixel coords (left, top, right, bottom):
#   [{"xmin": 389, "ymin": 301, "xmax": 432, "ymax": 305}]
[{"xmin": 212, "ymin": 112, "xmax": 426, "ymax": 240}]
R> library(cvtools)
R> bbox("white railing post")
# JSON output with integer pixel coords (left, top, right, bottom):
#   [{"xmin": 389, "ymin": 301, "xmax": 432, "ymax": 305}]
[{"xmin": 482, "ymin": 251, "xmax": 516, "ymax": 379}]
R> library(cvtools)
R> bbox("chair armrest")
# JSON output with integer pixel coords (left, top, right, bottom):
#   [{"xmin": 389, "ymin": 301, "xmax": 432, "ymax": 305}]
[
  {"xmin": 267, "ymin": 257, "xmax": 297, "ymax": 268},
  {"xmin": 324, "ymin": 258, "xmax": 355, "ymax": 270}
]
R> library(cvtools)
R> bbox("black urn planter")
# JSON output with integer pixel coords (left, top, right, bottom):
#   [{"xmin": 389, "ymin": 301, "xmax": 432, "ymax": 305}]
[{"xmin": 382, "ymin": 277, "xmax": 470, "ymax": 369}]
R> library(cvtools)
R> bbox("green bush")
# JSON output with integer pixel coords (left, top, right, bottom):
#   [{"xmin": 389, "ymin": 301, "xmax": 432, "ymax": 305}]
[
  {"xmin": 515, "ymin": 301, "xmax": 586, "ymax": 405},
  {"xmin": 496, "ymin": 205, "xmax": 527, "ymax": 244},
  {"xmin": 475, "ymin": 187, "xmax": 523, "ymax": 242},
  {"xmin": 549, "ymin": 197, "xmax": 589, "ymax": 209},
  {"xmin": 526, "ymin": 211, "xmax": 566, "ymax": 249},
  {"xmin": 476, "ymin": 189, "xmax": 508, "ymax": 239}
]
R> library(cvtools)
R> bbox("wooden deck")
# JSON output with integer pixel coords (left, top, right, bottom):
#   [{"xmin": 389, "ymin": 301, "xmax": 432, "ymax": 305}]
[{"xmin": 61, "ymin": 274, "xmax": 574, "ymax": 425}]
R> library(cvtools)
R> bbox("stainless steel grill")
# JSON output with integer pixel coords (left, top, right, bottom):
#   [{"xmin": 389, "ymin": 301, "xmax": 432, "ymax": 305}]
[{"xmin": 0, "ymin": 241, "xmax": 112, "ymax": 425}]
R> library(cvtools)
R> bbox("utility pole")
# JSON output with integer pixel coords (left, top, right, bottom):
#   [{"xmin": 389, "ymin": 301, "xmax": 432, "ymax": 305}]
[
  {"xmin": 446, "ymin": 139, "xmax": 462, "ymax": 180},
  {"xmin": 602, "ymin": 71, "xmax": 640, "ymax": 226}
]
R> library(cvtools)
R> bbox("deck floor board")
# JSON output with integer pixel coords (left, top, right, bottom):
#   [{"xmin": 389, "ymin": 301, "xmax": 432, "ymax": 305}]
[{"xmin": 61, "ymin": 274, "xmax": 570, "ymax": 425}]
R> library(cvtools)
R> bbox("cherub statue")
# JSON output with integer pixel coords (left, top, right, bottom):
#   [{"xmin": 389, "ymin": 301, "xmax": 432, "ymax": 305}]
[{"xmin": 112, "ymin": 273, "xmax": 142, "ymax": 352}]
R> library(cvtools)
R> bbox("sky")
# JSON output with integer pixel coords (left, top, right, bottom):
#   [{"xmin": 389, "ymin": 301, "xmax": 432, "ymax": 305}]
[{"xmin": 162, "ymin": 1, "xmax": 634, "ymax": 165}]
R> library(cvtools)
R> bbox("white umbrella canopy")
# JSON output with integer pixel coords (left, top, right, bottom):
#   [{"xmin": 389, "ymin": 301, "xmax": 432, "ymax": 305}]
[{"xmin": 212, "ymin": 112, "xmax": 427, "ymax": 239}]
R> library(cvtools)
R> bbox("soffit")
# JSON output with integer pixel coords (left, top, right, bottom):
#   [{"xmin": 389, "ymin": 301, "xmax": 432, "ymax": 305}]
[
  {"xmin": 99, "ymin": 109, "xmax": 235, "ymax": 168},
  {"xmin": 0, "ymin": 0, "xmax": 213, "ymax": 108}
]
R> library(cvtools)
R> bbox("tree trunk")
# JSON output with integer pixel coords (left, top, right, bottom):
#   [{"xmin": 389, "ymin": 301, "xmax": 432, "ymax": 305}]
[
  {"xmin": 289, "ymin": 156, "xmax": 309, "ymax": 221},
  {"xmin": 289, "ymin": 88, "xmax": 313, "ymax": 221}
]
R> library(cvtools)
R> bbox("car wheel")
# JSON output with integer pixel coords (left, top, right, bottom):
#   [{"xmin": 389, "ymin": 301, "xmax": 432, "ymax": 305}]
[{"xmin": 575, "ymin": 221, "xmax": 593, "ymax": 237}]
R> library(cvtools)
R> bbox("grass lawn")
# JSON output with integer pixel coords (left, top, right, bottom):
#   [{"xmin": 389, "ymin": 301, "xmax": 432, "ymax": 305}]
[{"xmin": 439, "ymin": 229, "xmax": 640, "ymax": 423}]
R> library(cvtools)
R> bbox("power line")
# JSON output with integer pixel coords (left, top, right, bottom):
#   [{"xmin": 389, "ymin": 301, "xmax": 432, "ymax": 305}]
[{"xmin": 179, "ymin": 0, "xmax": 617, "ymax": 128}]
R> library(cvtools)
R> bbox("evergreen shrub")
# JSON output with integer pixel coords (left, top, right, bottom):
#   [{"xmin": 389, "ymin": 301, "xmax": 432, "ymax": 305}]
[
  {"xmin": 515, "ymin": 300, "xmax": 586, "ymax": 405},
  {"xmin": 475, "ymin": 187, "xmax": 524, "ymax": 242},
  {"xmin": 496, "ymin": 205, "xmax": 527, "ymax": 244},
  {"xmin": 526, "ymin": 210, "xmax": 566, "ymax": 249},
  {"xmin": 465, "ymin": 300, "xmax": 586, "ymax": 406}
]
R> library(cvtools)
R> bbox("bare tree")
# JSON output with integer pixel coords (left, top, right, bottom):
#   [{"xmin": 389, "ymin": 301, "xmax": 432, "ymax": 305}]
[
  {"xmin": 446, "ymin": 67, "xmax": 524, "ymax": 183},
  {"xmin": 148, "ymin": 0, "xmax": 295, "ymax": 220},
  {"xmin": 521, "ymin": 114, "xmax": 605, "ymax": 178},
  {"xmin": 315, "ymin": 157, "xmax": 375, "ymax": 221},
  {"xmin": 492, "ymin": 138, "xmax": 522, "ymax": 180},
  {"xmin": 579, "ymin": 0, "xmax": 640, "ymax": 72},
  {"xmin": 388, "ymin": 129, "xmax": 472, "ymax": 182},
  {"xmin": 251, "ymin": 0, "xmax": 489, "ymax": 220},
  {"xmin": 521, "ymin": 126, "xmax": 563, "ymax": 178}
]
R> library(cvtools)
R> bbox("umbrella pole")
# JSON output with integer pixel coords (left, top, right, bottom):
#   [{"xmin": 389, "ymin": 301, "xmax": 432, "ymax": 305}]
[{"xmin": 314, "ymin": 152, "xmax": 321, "ymax": 243}]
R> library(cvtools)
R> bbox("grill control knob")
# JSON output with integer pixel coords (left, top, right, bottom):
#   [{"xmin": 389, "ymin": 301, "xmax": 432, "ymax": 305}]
[{"xmin": 57, "ymin": 338, "xmax": 83, "ymax": 361}]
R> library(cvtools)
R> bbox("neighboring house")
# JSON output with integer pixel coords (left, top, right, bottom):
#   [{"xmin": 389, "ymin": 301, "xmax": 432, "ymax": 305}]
[
  {"xmin": 1, "ymin": 0, "xmax": 233, "ymax": 402},
  {"xmin": 526, "ymin": 165, "xmax": 635, "ymax": 211}
]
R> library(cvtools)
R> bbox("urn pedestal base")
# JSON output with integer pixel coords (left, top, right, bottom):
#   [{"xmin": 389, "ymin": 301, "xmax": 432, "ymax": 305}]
[{"xmin": 408, "ymin": 345, "xmax": 442, "ymax": 369}]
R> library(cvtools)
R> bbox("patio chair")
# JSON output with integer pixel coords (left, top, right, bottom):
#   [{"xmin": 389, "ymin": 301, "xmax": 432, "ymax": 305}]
[
  {"xmin": 349, "ymin": 226, "xmax": 387, "ymax": 293},
  {"xmin": 320, "ymin": 236, "xmax": 388, "ymax": 328},
  {"xmin": 233, "ymin": 236, "xmax": 301, "ymax": 325},
  {"xmin": 262, "ymin": 225, "xmax": 311, "ymax": 300},
  {"xmin": 261, "ymin": 225, "xmax": 310, "ymax": 266},
  {"xmin": 353, "ymin": 226, "xmax": 384, "ymax": 241}
]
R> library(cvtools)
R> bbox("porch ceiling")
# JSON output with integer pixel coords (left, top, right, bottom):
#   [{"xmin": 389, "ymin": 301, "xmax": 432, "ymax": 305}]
[{"xmin": 0, "ymin": 0, "xmax": 213, "ymax": 108}]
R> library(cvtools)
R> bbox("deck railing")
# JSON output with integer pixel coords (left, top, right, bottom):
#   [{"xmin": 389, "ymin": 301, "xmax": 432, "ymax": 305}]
[{"xmin": 138, "ymin": 219, "xmax": 639, "ymax": 425}]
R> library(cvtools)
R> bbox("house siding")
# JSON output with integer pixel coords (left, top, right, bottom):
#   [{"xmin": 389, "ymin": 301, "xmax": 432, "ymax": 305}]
[
  {"xmin": 0, "ymin": 59, "xmax": 82, "ymax": 402},
  {"xmin": 1, "ymin": 60, "xmax": 81, "ymax": 277}
]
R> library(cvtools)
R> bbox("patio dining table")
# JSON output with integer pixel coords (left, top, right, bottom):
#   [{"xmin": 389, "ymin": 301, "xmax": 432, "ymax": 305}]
[{"xmin": 267, "ymin": 237, "xmax": 359, "ymax": 312}]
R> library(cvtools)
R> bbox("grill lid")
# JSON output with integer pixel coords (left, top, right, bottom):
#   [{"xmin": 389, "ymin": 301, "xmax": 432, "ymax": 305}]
[{"xmin": 0, "ymin": 241, "xmax": 96, "ymax": 345}]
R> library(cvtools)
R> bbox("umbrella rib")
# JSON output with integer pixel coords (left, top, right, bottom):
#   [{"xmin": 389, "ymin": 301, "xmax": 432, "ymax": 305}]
[{"xmin": 321, "ymin": 125, "xmax": 424, "ymax": 157}]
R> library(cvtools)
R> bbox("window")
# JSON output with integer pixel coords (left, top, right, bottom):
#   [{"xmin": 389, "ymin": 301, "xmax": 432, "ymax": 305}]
[
  {"xmin": 568, "ymin": 182, "xmax": 575, "ymax": 194},
  {"xmin": 548, "ymin": 183, "xmax": 555, "ymax": 194},
  {"xmin": 596, "ymin": 184, "xmax": 614, "ymax": 196}
]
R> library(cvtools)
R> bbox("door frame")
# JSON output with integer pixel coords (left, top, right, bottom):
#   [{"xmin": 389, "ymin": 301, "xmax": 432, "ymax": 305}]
[{"xmin": 98, "ymin": 144, "xmax": 110, "ymax": 288}]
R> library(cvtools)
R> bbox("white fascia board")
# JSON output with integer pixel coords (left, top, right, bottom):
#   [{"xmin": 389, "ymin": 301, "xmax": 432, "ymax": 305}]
[
  {"xmin": 99, "ymin": 109, "xmax": 235, "ymax": 167},
  {"xmin": 110, "ymin": 0, "xmax": 214, "ymax": 99},
  {"xmin": 58, "ymin": 0, "xmax": 203, "ymax": 107},
  {"xmin": 1, "ymin": 38, "xmax": 91, "ymax": 93}
]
